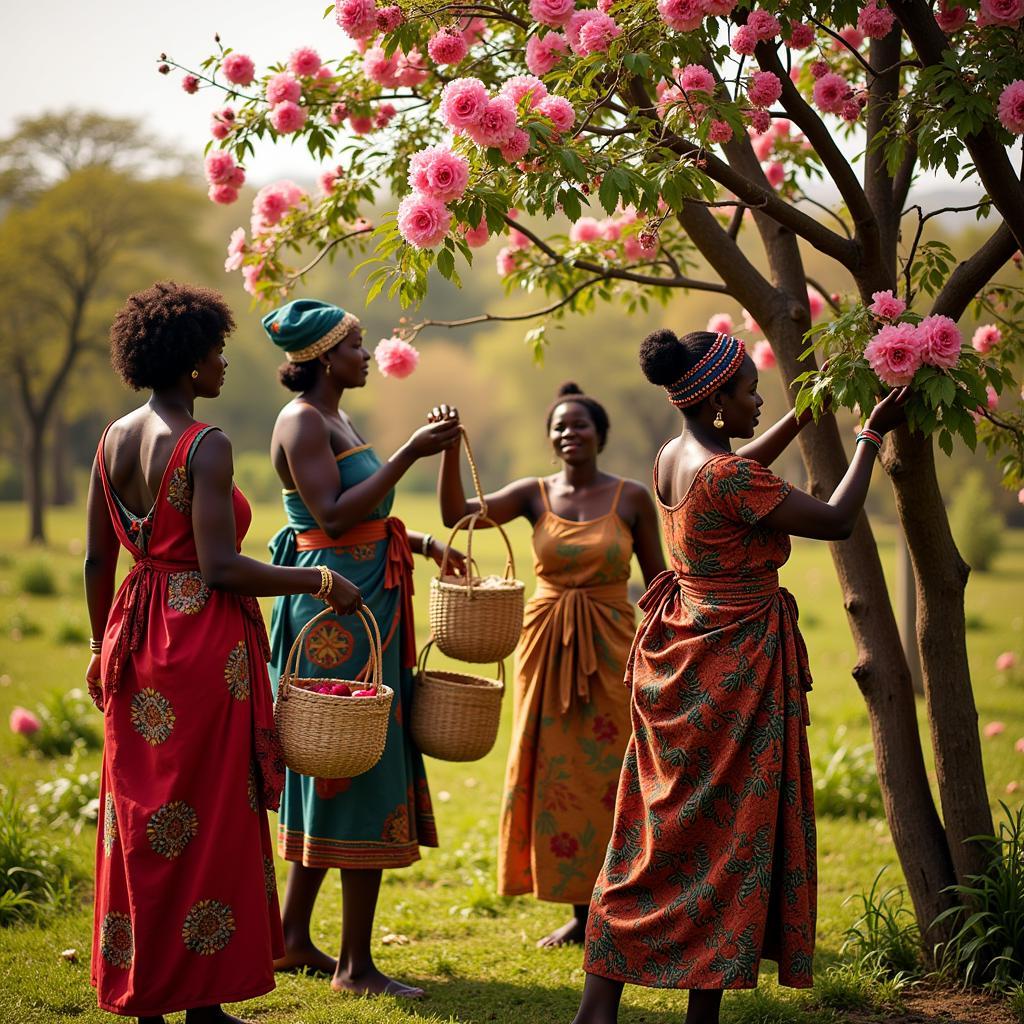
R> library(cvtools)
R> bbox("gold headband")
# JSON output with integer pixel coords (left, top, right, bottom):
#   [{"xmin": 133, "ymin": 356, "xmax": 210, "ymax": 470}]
[{"xmin": 285, "ymin": 312, "xmax": 361, "ymax": 362}]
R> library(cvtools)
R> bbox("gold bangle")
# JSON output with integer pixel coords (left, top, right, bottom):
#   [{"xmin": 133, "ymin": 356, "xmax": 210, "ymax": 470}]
[
  {"xmin": 89, "ymin": 638, "xmax": 103, "ymax": 655},
  {"xmin": 313, "ymin": 564, "xmax": 332, "ymax": 602},
  {"xmin": 422, "ymin": 534, "xmax": 434, "ymax": 560}
]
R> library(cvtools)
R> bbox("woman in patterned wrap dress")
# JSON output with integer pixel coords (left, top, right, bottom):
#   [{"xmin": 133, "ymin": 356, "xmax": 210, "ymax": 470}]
[
  {"xmin": 572, "ymin": 329, "xmax": 907, "ymax": 1024},
  {"xmin": 84, "ymin": 283, "xmax": 361, "ymax": 1024}
]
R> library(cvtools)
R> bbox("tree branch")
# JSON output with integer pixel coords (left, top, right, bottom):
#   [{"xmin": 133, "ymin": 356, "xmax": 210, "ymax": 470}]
[
  {"xmin": 284, "ymin": 225, "xmax": 375, "ymax": 285},
  {"xmin": 931, "ymin": 222, "xmax": 1017, "ymax": 322}
]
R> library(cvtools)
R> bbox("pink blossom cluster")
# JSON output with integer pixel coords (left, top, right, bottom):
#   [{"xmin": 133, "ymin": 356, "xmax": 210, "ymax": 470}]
[
  {"xmin": 998, "ymin": 81, "xmax": 1024, "ymax": 135},
  {"xmin": 747, "ymin": 71, "xmax": 782, "ymax": 109},
  {"xmin": 428, "ymin": 28, "xmax": 469, "ymax": 67},
  {"xmin": 752, "ymin": 340, "xmax": 776, "ymax": 370},
  {"xmin": 336, "ymin": 0, "xmax": 379, "ymax": 39},
  {"xmin": 319, "ymin": 165, "xmax": 344, "ymax": 195},
  {"xmin": 936, "ymin": 0, "xmax": 969, "ymax": 32},
  {"xmin": 224, "ymin": 227, "xmax": 247, "ymax": 272},
  {"xmin": 526, "ymin": 32, "xmax": 569, "ymax": 75},
  {"xmin": 787, "ymin": 22, "xmax": 815, "ymax": 48},
  {"xmin": 251, "ymin": 179, "xmax": 306, "ymax": 233},
  {"xmin": 374, "ymin": 336, "xmax": 420, "ymax": 378},
  {"xmin": 857, "ymin": 0, "xmax": 895, "ymax": 38},
  {"xmin": 204, "ymin": 150, "xmax": 246, "ymax": 204},
  {"xmin": 863, "ymin": 314, "xmax": 963, "ymax": 386},
  {"xmin": 868, "ymin": 289, "xmax": 906, "ymax": 321},
  {"xmin": 210, "ymin": 106, "xmax": 236, "ymax": 140},
  {"xmin": 707, "ymin": 313, "xmax": 734, "ymax": 334},
  {"xmin": 398, "ymin": 144, "xmax": 470, "ymax": 248},
  {"xmin": 563, "ymin": 206, "xmax": 657, "ymax": 262},
  {"xmin": 971, "ymin": 324, "xmax": 1001, "ymax": 354},
  {"xmin": 530, "ymin": 0, "xmax": 575, "ymax": 27},
  {"xmin": 182, "ymin": 75, "xmax": 200, "ymax": 94},
  {"xmin": 978, "ymin": 0, "xmax": 1024, "ymax": 26},
  {"xmin": 289, "ymin": 47, "xmax": 322, "ymax": 77},
  {"xmin": 9, "ymin": 707, "xmax": 40, "ymax": 735},
  {"xmin": 222, "ymin": 52, "xmax": 255, "ymax": 86},
  {"xmin": 575, "ymin": 12, "xmax": 622, "ymax": 55}
]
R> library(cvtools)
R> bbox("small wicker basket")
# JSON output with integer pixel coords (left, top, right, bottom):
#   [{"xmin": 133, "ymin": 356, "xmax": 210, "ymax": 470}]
[
  {"xmin": 428, "ymin": 427, "xmax": 525, "ymax": 664},
  {"xmin": 274, "ymin": 606, "xmax": 393, "ymax": 779},
  {"xmin": 411, "ymin": 641, "xmax": 505, "ymax": 762}
]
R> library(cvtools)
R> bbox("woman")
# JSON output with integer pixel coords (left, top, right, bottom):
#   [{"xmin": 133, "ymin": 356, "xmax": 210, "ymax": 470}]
[
  {"xmin": 84, "ymin": 282, "xmax": 361, "ymax": 1024},
  {"xmin": 571, "ymin": 329, "xmax": 907, "ymax": 1024},
  {"xmin": 264, "ymin": 298, "xmax": 463, "ymax": 999},
  {"xmin": 431, "ymin": 382, "xmax": 665, "ymax": 948}
]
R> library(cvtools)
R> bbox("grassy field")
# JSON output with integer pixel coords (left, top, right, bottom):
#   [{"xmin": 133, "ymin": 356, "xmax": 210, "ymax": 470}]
[{"xmin": 0, "ymin": 496, "xmax": 1021, "ymax": 1024}]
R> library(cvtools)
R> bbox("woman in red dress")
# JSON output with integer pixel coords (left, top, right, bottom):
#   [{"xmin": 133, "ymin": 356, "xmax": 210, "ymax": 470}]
[
  {"xmin": 572, "ymin": 328, "xmax": 907, "ymax": 1024},
  {"xmin": 83, "ymin": 282, "xmax": 361, "ymax": 1024}
]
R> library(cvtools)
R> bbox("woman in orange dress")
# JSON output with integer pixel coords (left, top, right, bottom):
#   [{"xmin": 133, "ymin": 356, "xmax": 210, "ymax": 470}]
[
  {"xmin": 572, "ymin": 329, "xmax": 907, "ymax": 1024},
  {"xmin": 83, "ymin": 283, "xmax": 361, "ymax": 1024},
  {"xmin": 432, "ymin": 383, "xmax": 665, "ymax": 947}
]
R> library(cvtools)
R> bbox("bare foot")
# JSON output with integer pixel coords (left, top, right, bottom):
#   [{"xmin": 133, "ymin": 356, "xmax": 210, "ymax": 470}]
[
  {"xmin": 537, "ymin": 915, "xmax": 588, "ymax": 948},
  {"xmin": 185, "ymin": 1008, "xmax": 252, "ymax": 1024},
  {"xmin": 331, "ymin": 965, "xmax": 425, "ymax": 999},
  {"xmin": 274, "ymin": 943, "xmax": 337, "ymax": 975}
]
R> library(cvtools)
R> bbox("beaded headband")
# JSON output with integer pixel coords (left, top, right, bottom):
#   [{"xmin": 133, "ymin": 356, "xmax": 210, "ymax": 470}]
[
  {"xmin": 664, "ymin": 333, "xmax": 746, "ymax": 409},
  {"xmin": 284, "ymin": 312, "xmax": 361, "ymax": 362}
]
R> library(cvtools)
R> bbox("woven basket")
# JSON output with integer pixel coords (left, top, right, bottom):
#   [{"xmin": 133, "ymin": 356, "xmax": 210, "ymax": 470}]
[
  {"xmin": 411, "ymin": 641, "xmax": 505, "ymax": 762},
  {"xmin": 274, "ymin": 606, "xmax": 393, "ymax": 779},
  {"xmin": 429, "ymin": 427, "xmax": 525, "ymax": 664}
]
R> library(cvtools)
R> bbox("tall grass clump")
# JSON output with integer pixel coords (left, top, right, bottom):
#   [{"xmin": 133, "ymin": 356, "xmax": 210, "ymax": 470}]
[
  {"xmin": 842, "ymin": 867, "xmax": 923, "ymax": 978},
  {"xmin": 16, "ymin": 559, "xmax": 56, "ymax": 596},
  {"xmin": 18, "ymin": 689, "xmax": 102, "ymax": 758},
  {"xmin": 813, "ymin": 726, "xmax": 884, "ymax": 819}
]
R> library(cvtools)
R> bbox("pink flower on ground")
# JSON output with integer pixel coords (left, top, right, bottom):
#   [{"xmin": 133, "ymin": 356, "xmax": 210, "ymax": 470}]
[
  {"xmin": 658, "ymin": 0, "xmax": 705, "ymax": 31},
  {"xmin": 747, "ymin": 9, "xmax": 781, "ymax": 39},
  {"xmin": 731, "ymin": 25, "xmax": 758, "ymax": 55},
  {"xmin": 979, "ymin": 0, "xmax": 1024, "ymax": 25},
  {"xmin": 678, "ymin": 64, "xmax": 715, "ymax": 95},
  {"xmin": 707, "ymin": 313, "xmax": 734, "ymax": 334},
  {"xmin": 496, "ymin": 245, "xmax": 518, "ymax": 275},
  {"xmin": 1008, "ymin": 781, "xmax": 1021, "ymax": 794},
  {"xmin": 501, "ymin": 75, "xmax": 548, "ymax": 108},
  {"xmin": 578, "ymin": 13, "xmax": 622, "ymax": 54},
  {"xmin": 752, "ymin": 340, "xmax": 776, "ymax": 370},
  {"xmin": 319, "ymin": 166, "xmax": 343, "ymax": 195},
  {"xmin": 787, "ymin": 22, "xmax": 815, "ymax": 47},
  {"xmin": 466, "ymin": 96, "xmax": 518, "ymax": 147},
  {"xmin": 709, "ymin": 120, "xmax": 733, "ymax": 143},
  {"xmin": 205, "ymin": 151, "xmax": 237, "ymax": 185},
  {"xmin": 530, "ymin": 0, "xmax": 576, "ymax": 27},
  {"xmin": 439, "ymin": 77, "xmax": 489, "ymax": 132},
  {"xmin": 9, "ymin": 707, "xmax": 40, "ymax": 735},
  {"xmin": 397, "ymin": 49, "xmax": 429, "ymax": 87},
  {"xmin": 566, "ymin": 9, "xmax": 603, "ymax": 53},
  {"xmin": 252, "ymin": 180, "xmax": 306, "ymax": 229},
  {"xmin": 335, "ymin": 0, "xmax": 379, "ymax": 38},
  {"xmin": 374, "ymin": 336, "xmax": 420, "ymax": 378},
  {"xmin": 570, "ymin": 217, "xmax": 602, "ymax": 243},
  {"xmin": 869, "ymin": 289, "xmax": 906, "ymax": 320},
  {"xmin": 765, "ymin": 161, "xmax": 786, "ymax": 188},
  {"xmin": 501, "ymin": 128, "xmax": 531, "ymax": 162},
  {"xmin": 526, "ymin": 33, "xmax": 568, "ymax": 76},
  {"xmin": 397, "ymin": 194, "xmax": 451, "ymax": 248},
  {"xmin": 858, "ymin": 0, "xmax": 896, "ymax": 37},
  {"xmin": 377, "ymin": 5, "xmax": 403, "ymax": 31},
  {"xmin": 224, "ymin": 227, "xmax": 247, "ymax": 271},
  {"xmin": 408, "ymin": 146, "xmax": 470, "ymax": 202},
  {"xmin": 536, "ymin": 95, "xmax": 575, "ymax": 134},
  {"xmin": 428, "ymin": 29, "xmax": 469, "ymax": 66},
  {"xmin": 864, "ymin": 323, "xmax": 924, "ymax": 386},
  {"xmin": 936, "ymin": 0, "xmax": 969, "ymax": 31},
  {"xmin": 266, "ymin": 72, "xmax": 301, "ymax": 106},
  {"xmin": 748, "ymin": 71, "xmax": 782, "ymax": 108},
  {"xmin": 917, "ymin": 314, "xmax": 962, "ymax": 369},
  {"xmin": 997, "ymin": 81, "xmax": 1024, "ymax": 135},
  {"xmin": 222, "ymin": 53, "xmax": 255, "ymax": 86},
  {"xmin": 813, "ymin": 72, "xmax": 852, "ymax": 114},
  {"xmin": 983, "ymin": 721, "xmax": 1006, "ymax": 738},
  {"xmin": 270, "ymin": 101, "xmax": 307, "ymax": 134},
  {"xmin": 1016, "ymin": 738, "xmax": 1024, "ymax": 754},
  {"xmin": 182, "ymin": 75, "xmax": 200, "ymax": 94},
  {"xmin": 463, "ymin": 218, "xmax": 490, "ymax": 247},
  {"xmin": 972, "ymin": 324, "xmax": 1001, "ymax": 354},
  {"xmin": 363, "ymin": 46, "xmax": 401, "ymax": 87},
  {"xmin": 996, "ymin": 651, "xmax": 1018, "ymax": 671},
  {"xmin": 290, "ymin": 47, "xmax": 322, "ymax": 77}
]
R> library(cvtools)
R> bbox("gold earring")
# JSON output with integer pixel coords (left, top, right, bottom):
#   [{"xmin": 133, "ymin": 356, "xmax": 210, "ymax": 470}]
[
  {"xmin": 325, "ymin": 364, "xmax": 331, "ymax": 375},
  {"xmin": 191, "ymin": 370, "xmax": 199, "ymax": 380},
  {"xmin": 713, "ymin": 410, "xmax": 725, "ymax": 429}
]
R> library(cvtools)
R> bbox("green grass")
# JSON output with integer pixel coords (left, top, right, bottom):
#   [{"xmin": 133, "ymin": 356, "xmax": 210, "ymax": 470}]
[{"xmin": 0, "ymin": 498, "xmax": 1022, "ymax": 1023}]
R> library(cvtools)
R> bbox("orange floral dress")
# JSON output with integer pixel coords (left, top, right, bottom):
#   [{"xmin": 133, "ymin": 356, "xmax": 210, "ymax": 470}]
[
  {"xmin": 499, "ymin": 479, "xmax": 636, "ymax": 904},
  {"xmin": 584, "ymin": 452, "xmax": 816, "ymax": 990}
]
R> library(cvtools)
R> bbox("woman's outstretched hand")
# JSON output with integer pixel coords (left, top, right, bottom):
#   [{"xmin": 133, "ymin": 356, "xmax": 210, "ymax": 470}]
[
  {"xmin": 428, "ymin": 538, "xmax": 467, "ymax": 576},
  {"xmin": 866, "ymin": 386, "xmax": 911, "ymax": 435},
  {"xmin": 406, "ymin": 406, "xmax": 461, "ymax": 458},
  {"xmin": 427, "ymin": 404, "xmax": 460, "ymax": 426}
]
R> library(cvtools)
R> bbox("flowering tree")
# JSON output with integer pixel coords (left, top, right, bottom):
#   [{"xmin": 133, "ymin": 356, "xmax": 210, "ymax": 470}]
[{"xmin": 165, "ymin": 0, "xmax": 1024, "ymax": 948}]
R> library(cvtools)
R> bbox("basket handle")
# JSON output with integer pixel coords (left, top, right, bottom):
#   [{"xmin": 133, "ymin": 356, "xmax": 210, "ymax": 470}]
[
  {"xmin": 279, "ymin": 605, "xmax": 383, "ymax": 700},
  {"xmin": 438, "ymin": 511, "xmax": 516, "ymax": 594},
  {"xmin": 417, "ymin": 637, "xmax": 505, "ymax": 683},
  {"xmin": 459, "ymin": 425, "xmax": 487, "ymax": 517}
]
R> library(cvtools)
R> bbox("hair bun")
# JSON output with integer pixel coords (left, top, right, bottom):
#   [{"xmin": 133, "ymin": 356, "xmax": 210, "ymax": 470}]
[
  {"xmin": 556, "ymin": 381, "xmax": 584, "ymax": 398},
  {"xmin": 639, "ymin": 328, "xmax": 682, "ymax": 386}
]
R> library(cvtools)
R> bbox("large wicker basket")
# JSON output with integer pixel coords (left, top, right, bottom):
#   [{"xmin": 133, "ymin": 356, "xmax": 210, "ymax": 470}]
[
  {"xmin": 428, "ymin": 427, "xmax": 525, "ymax": 664},
  {"xmin": 411, "ymin": 641, "xmax": 505, "ymax": 762},
  {"xmin": 274, "ymin": 606, "xmax": 393, "ymax": 779}
]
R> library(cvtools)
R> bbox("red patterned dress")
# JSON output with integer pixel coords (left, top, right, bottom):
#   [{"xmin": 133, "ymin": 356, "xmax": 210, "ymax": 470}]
[
  {"xmin": 583, "ymin": 452, "xmax": 816, "ymax": 990},
  {"xmin": 91, "ymin": 423, "xmax": 285, "ymax": 1017}
]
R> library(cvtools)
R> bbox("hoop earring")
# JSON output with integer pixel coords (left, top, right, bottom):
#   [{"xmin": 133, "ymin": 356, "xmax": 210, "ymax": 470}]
[
  {"xmin": 713, "ymin": 410, "xmax": 725, "ymax": 429},
  {"xmin": 191, "ymin": 370, "xmax": 199, "ymax": 380}
]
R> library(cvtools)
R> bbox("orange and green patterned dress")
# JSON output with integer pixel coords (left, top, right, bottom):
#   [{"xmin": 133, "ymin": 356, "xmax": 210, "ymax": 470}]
[
  {"xmin": 584, "ymin": 452, "xmax": 816, "ymax": 990},
  {"xmin": 499, "ymin": 479, "xmax": 636, "ymax": 905}
]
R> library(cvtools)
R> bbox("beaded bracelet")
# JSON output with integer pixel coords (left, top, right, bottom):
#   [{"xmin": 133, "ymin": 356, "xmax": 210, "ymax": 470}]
[
  {"xmin": 89, "ymin": 638, "xmax": 103, "ymax": 655},
  {"xmin": 856, "ymin": 430, "xmax": 882, "ymax": 452},
  {"xmin": 313, "ymin": 564, "xmax": 333, "ymax": 601}
]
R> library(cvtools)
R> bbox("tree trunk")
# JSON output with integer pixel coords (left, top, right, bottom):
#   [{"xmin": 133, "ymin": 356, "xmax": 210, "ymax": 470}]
[
  {"xmin": 885, "ymin": 430, "xmax": 994, "ymax": 884},
  {"xmin": 25, "ymin": 415, "xmax": 46, "ymax": 544},
  {"xmin": 896, "ymin": 537, "xmax": 924, "ymax": 696},
  {"xmin": 51, "ymin": 409, "xmax": 73, "ymax": 506}
]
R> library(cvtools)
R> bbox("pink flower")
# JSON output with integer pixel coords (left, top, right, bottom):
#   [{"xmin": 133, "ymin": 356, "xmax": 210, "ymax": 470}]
[
  {"xmin": 440, "ymin": 77, "xmax": 490, "ymax": 131},
  {"xmin": 742, "ymin": 309, "xmax": 761, "ymax": 335},
  {"xmin": 917, "ymin": 314, "xmax": 962, "ymax": 369},
  {"xmin": 936, "ymin": 0, "xmax": 969, "ymax": 31},
  {"xmin": 764, "ymin": 161, "xmax": 785, "ymax": 188},
  {"xmin": 222, "ymin": 53, "xmax": 255, "ymax": 86},
  {"xmin": 787, "ymin": 22, "xmax": 815, "ymax": 47},
  {"xmin": 869, "ymin": 289, "xmax": 906, "ymax": 321},
  {"xmin": 496, "ymin": 245, "xmax": 518, "ymax": 275},
  {"xmin": 224, "ymin": 227, "xmax": 247, "ymax": 271},
  {"xmin": 746, "ymin": 9, "xmax": 781, "ymax": 39},
  {"xmin": 266, "ymin": 72, "xmax": 301, "ymax": 106},
  {"xmin": 252, "ymin": 180, "xmax": 306, "ymax": 229},
  {"xmin": 864, "ymin": 323, "xmax": 924, "ymax": 386},
  {"xmin": 858, "ymin": 0, "xmax": 896, "ymax": 37},
  {"xmin": 335, "ymin": 0, "xmax": 379, "ymax": 38},
  {"xmin": 566, "ymin": 9, "xmax": 603, "ymax": 53},
  {"xmin": 377, "ymin": 4, "xmax": 403, "ymax": 31},
  {"xmin": 599, "ymin": 218, "xmax": 621, "ymax": 241},
  {"xmin": 752, "ymin": 133, "xmax": 774, "ymax": 160},
  {"xmin": 731, "ymin": 25, "xmax": 758, "ymax": 55},
  {"xmin": 208, "ymin": 184, "xmax": 239, "ymax": 205},
  {"xmin": 996, "ymin": 651, "xmax": 1018, "ymax": 671},
  {"xmin": 428, "ymin": 29, "xmax": 469, "ymax": 66},
  {"xmin": 182, "ymin": 75, "xmax": 200, "ymax": 94},
  {"xmin": 679, "ymin": 64, "xmax": 715, "ymax": 94},
  {"xmin": 397, "ymin": 193, "xmax": 451, "ymax": 248},
  {"xmin": 747, "ymin": 71, "xmax": 782, "ymax": 109},
  {"xmin": 241, "ymin": 262, "xmax": 265, "ymax": 296},
  {"xmin": 397, "ymin": 49, "xmax": 429, "ymax": 87},
  {"xmin": 841, "ymin": 99, "xmax": 863, "ymax": 122},
  {"xmin": 205, "ymin": 151, "xmax": 237, "ymax": 185},
  {"xmin": 984, "ymin": 721, "xmax": 1006, "ymax": 738},
  {"xmin": 1008, "ymin": 781, "xmax": 1021, "ymax": 794},
  {"xmin": 461, "ymin": 16, "xmax": 488, "ymax": 43},
  {"xmin": 349, "ymin": 114, "xmax": 374, "ymax": 134},
  {"xmin": 623, "ymin": 231, "xmax": 657, "ymax": 260},
  {"xmin": 536, "ymin": 94, "xmax": 575, "ymax": 134},
  {"xmin": 709, "ymin": 119, "xmax": 733, "ymax": 143},
  {"xmin": 526, "ymin": 32, "xmax": 568, "ymax": 76},
  {"xmin": 290, "ymin": 47, "xmax": 322, "ymax": 77},
  {"xmin": 752, "ymin": 340, "xmax": 776, "ymax": 370},
  {"xmin": 807, "ymin": 288, "xmax": 825, "ymax": 319},
  {"xmin": 707, "ymin": 313, "xmax": 734, "ymax": 334},
  {"xmin": 270, "ymin": 101, "xmax": 307, "ymax": 134},
  {"xmin": 210, "ymin": 120, "xmax": 230, "ymax": 140},
  {"xmin": 997, "ymin": 81, "xmax": 1024, "ymax": 135},
  {"xmin": 530, "ymin": 0, "xmax": 576, "ymax": 27},
  {"xmin": 408, "ymin": 146, "xmax": 470, "ymax": 202},
  {"xmin": 813, "ymin": 72, "xmax": 852, "ymax": 114},
  {"xmin": 971, "ymin": 324, "xmax": 1001, "ymax": 354},
  {"xmin": 578, "ymin": 13, "xmax": 622, "ymax": 54},
  {"xmin": 500, "ymin": 128, "xmax": 531, "ymax": 161},
  {"xmin": 836, "ymin": 26, "xmax": 865, "ymax": 49},
  {"xmin": 319, "ymin": 166, "xmax": 343, "ymax": 195},
  {"xmin": 375, "ymin": 102, "xmax": 397, "ymax": 129},
  {"xmin": 463, "ymin": 218, "xmax": 490, "ymax": 247},
  {"xmin": 810, "ymin": 60, "xmax": 830, "ymax": 80},
  {"xmin": 374, "ymin": 336, "xmax": 420, "ymax": 378},
  {"xmin": 658, "ymin": 0, "xmax": 705, "ymax": 31},
  {"xmin": 363, "ymin": 46, "xmax": 401, "ymax": 87},
  {"xmin": 985, "ymin": 384, "xmax": 999, "ymax": 411},
  {"xmin": 329, "ymin": 102, "xmax": 348, "ymax": 125},
  {"xmin": 569, "ymin": 217, "xmax": 602, "ymax": 243},
  {"xmin": 466, "ymin": 96, "xmax": 518, "ymax": 147},
  {"xmin": 979, "ymin": 0, "xmax": 1024, "ymax": 24},
  {"xmin": 1019, "ymin": 487, "xmax": 1024, "ymax": 505},
  {"xmin": 9, "ymin": 707, "xmax": 40, "ymax": 735},
  {"xmin": 749, "ymin": 109, "xmax": 771, "ymax": 134},
  {"xmin": 501, "ymin": 75, "xmax": 548, "ymax": 107},
  {"xmin": 508, "ymin": 227, "xmax": 532, "ymax": 251}
]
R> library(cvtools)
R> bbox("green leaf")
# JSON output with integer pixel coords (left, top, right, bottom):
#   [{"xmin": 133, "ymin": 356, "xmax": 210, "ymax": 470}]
[
  {"xmin": 436, "ymin": 247, "xmax": 455, "ymax": 281},
  {"xmin": 938, "ymin": 430, "xmax": 953, "ymax": 457},
  {"xmin": 598, "ymin": 174, "xmax": 619, "ymax": 215}
]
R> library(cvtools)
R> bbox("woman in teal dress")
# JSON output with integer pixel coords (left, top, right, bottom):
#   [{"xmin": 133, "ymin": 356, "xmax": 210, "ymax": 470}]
[{"xmin": 263, "ymin": 300, "xmax": 463, "ymax": 998}]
